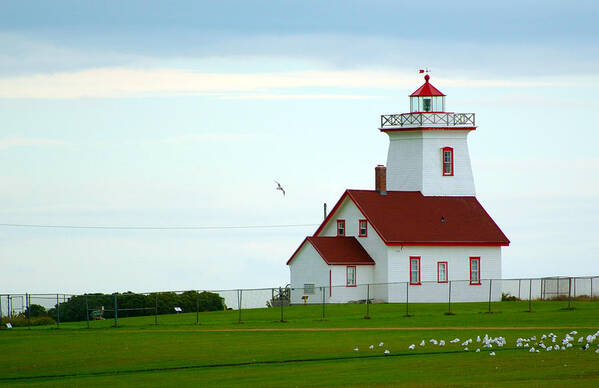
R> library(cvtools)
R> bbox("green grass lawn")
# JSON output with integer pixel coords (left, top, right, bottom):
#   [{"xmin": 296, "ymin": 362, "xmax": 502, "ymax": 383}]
[
  {"xmin": 14, "ymin": 299, "xmax": 598, "ymax": 330},
  {"xmin": 2, "ymin": 301, "xmax": 599, "ymax": 387}
]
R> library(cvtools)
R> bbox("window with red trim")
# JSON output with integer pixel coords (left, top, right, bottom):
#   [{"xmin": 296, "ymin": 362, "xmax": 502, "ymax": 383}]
[
  {"xmin": 442, "ymin": 147, "xmax": 454, "ymax": 176},
  {"xmin": 409, "ymin": 256, "xmax": 421, "ymax": 285},
  {"xmin": 336, "ymin": 220, "xmax": 345, "ymax": 236},
  {"xmin": 469, "ymin": 257, "xmax": 481, "ymax": 285},
  {"xmin": 346, "ymin": 266, "xmax": 356, "ymax": 287},
  {"xmin": 437, "ymin": 261, "xmax": 448, "ymax": 283},
  {"xmin": 358, "ymin": 219, "xmax": 368, "ymax": 237}
]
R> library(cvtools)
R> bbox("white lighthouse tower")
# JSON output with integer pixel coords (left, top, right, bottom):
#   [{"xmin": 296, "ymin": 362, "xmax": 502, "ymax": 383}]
[{"xmin": 380, "ymin": 74, "xmax": 477, "ymax": 196}]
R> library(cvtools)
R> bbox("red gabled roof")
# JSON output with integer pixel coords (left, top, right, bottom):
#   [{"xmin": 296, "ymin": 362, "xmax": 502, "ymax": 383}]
[
  {"xmin": 314, "ymin": 190, "xmax": 509, "ymax": 246},
  {"xmin": 287, "ymin": 236, "xmax": 376, "ymax": 266},
  {"xmin": 410, "ymin": 74, "xmax": 446, "ymax": 97}
]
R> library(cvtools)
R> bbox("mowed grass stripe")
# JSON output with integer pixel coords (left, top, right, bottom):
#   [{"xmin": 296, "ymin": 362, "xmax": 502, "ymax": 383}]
[
  {"xmin": 0, "ymin": 347, "xmax": 520, "ymax": 383},
  {"xmin": 15, "ymin": 300, "xmax": 598, "ymax": 331}
]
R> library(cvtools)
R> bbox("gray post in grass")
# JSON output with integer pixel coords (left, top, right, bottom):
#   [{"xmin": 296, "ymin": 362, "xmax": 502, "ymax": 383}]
[
  {"xmin": 366, "ymin": 283, "xmax": 370, "ymax": 318},
  {"xmin": 56, "ymin": 294, "xmax": 60, "ymax": 328},
  {"xmin": 405, "ymin": 282, "xmax": 409, "ymax": 317},
  {"xmin": 237, "ymin": 289, "xmax": 242, "ymax": 324},
  {"xmin": 568, "ymin": 277, "xmax": 572, "ymax": 310},
  {"xmin": 447, "ymin": 281, "xmax": 452, "ymax": 314},
  {"xmin": 279, "ymin": 287, "xmax": 284, "ymax": 323},
  {"xmin": 26, "ymin": 293, "xmax": 31, "ymax": 329},
  {"xmin": 85, "ymin": 294, "xmax": 89, "ymax": 329},
  {"xmin": 154, "ymin": 293, "xmax": 158, "ymax": 325},
  {"xmin": 488, "ymin": 279, "xmax": 492, "ymax": 313},
  {"xmin": 114, "ymin": 293, "xmax": 118, "ymax": 328},
  {"xmin": 528, "ymin": 279, "xmax": 532, "ymax": 312},
  {"xmin": 321, "ymin": 287, "xmax": 326, "ymax": 320},
  {"xmin": 518, "ymin": 279, "xmax": 521, "ymax": 300},
  {"xmin": 196, "ymin": 291, "xmax": 200, "ymax": 325}
]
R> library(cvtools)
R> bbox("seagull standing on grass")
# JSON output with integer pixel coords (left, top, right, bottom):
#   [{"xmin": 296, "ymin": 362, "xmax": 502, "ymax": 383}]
[{"xmin": 274, "ymin": 180, "xmax": 285, "ymax": 196}]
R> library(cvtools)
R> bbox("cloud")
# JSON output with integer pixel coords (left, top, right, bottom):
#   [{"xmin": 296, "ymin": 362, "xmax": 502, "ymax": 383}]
[
  {"xmin": 0, "ymin": 136, "xmax": 69, "ymax": 149},
  {"xmin": 217, "ymin": 93, "xmax": 378, "ymax": 100},
  {"xmin": 0, "ymin": 67, "xmax": 580, "ymax": 99},
  {"xmin": 161, "ymin": 133, "xmax": 261, "ymax": 144}
]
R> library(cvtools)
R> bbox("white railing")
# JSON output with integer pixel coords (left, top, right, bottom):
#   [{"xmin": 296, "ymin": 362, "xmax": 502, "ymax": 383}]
[{"xmin": 381, "ymin": 112, "xmax": 475, "ymax": 128}]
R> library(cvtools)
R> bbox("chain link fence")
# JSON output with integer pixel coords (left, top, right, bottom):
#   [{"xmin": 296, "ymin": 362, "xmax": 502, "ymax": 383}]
[{"xmin": 2, "ymin": 276, "xmax": 598, "ymax": 329}]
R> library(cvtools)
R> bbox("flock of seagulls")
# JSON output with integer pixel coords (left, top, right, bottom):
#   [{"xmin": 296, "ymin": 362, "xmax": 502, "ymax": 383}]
[{"xmin": 352, "ymin": 330, "xmax": 599, "ymax": 356}]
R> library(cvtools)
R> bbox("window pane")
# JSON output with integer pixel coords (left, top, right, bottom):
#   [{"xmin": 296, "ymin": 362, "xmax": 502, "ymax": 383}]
[
  {"xmin": 423, "ymin": 98, "xmax": 431, "ymax": 112},
  {"xmin": 439, "ymin": 262, "xmax": 447, "ymax": 282},
  {"xmin": 347, "ymin": 267, "xmax": 356, "ymax": 285},
  {"xmin": 359, "ymin": 220, "xmax": 367, "ymax": 235},
  {"xmin": 471, "ymin": 259, "xmax": 480, "ymax": 283},
  {"xmin": 410, "ymin": 259, "xmax": 419, "ymax": 283}
]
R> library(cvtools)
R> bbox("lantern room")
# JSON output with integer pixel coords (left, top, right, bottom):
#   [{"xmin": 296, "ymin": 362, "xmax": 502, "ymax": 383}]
[{"xmin": 409, "ymin": 74, "xmax": 446, "ymax": 113}]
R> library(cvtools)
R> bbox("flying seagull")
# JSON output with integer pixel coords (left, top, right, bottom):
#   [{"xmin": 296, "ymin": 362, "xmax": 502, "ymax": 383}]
[{"xmin": 274, "ymin": 180, "xmax": 285, "ymax": 196}]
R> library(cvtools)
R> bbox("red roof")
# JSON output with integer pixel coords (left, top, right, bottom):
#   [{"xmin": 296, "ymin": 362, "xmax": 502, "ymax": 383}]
[
  {"xmin": 410, "ymin": 74, "xmax": 446, "ymax": 97},
  {"xmin": 315, "ymin": 190, "xmax": 509, "ymax": 246},
  {"xmin": 287, "ymin": 236, "xmax": 376, "ymax": 266}
]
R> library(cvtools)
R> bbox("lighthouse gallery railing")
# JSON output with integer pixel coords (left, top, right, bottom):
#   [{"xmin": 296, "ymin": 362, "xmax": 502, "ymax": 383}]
[{"xmin": 381, "ymin": 112, "xmax": 475, "ymax": 128}]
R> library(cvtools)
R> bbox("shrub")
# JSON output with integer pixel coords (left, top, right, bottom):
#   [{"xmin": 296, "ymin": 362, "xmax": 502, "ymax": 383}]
[
  {"xmin": 1, "ymin": 315, "xmax": 55, "ymax": 327},
  {"xmin": 501, "ymin": 293, "xmax": 519, "ymax": 301},
  {"xmin": 44, "ymin": 291, "xmax": 225, "ymax": 322},
  {"xmin": 24, "ymin": 304, "xmax": 47, "ymax": 318}
]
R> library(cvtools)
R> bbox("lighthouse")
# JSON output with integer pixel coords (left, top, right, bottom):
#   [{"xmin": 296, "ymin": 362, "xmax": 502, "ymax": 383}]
[
  {"xmin": 286, "ymin": 74, "xmax": 509, "ymax": 305},
  {"xmin": 380, "ymin": 74, "xmax": 477, "ymax": 196}
]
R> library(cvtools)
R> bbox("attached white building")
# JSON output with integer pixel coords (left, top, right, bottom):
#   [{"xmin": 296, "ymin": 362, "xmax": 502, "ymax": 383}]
[{"xmin": 287, "ymin": 74, "xmax": 510, "ymax": 303}]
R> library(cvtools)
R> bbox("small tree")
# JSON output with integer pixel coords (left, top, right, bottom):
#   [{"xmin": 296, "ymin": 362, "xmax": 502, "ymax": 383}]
[{"xmin": 25, "ymin": 304, "xmax": 47, "ymax": 318}]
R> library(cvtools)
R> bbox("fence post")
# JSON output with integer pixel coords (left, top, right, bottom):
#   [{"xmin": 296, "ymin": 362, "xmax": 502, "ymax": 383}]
[
  {"xmin": 447, "ymin": 280, "xmax": 452, "ymax": 315},
  {"xmin": 196, "ymin": 291, "xmax": 200, "ymax": 325},
  {"xmin": 568, "ymin": 277, "xmax": 572, "ymax": 310},
  {"xmin": 85, "ymin": 294, "xmax": 89, "ymax": 329},
  {"xmin": 365, "ymin": 284, "xmax": 370, "ymax": 319},
  {"xmin": 321, "ymin": 287, "xmax": 326, "ymax": 321},
  {"xmin": 114, "ymin": 293, "xmax": 118, "ymax": 328},
  {"xmin": 279, "ymin": 287, "xmax": 285, "ymax": 322},
  {"xmin": 528, "ymin": 279, "xmax": 532, "ymax": 312},
  {"xmin": 487, "ymin": 279, "xmax": 492, "ymax": 313},
  {"xmin": 154, "ymin": 293, "xmax": 158, "ymax": 326},
  {"xmin": 56, "ymin": 294, "xmax": 60, "ymax": 328},
  {"xmin": 0, "ymin": 295, "xmax": 3, "ymax": 320},
  {"xmin": 405, "ymin": 282, "xmax": 410, "ymax": 317},
  {"xmin": 26, "ymin": 293, "xmax": 31, "ymax": 329},
  {"xmin": 237, "ymin": 289, "xmax": 242, "ymax": 324},
  {"xmin": 591, "ymin": 277, "xmax": 594, "ymax": 299},
  {"xmin": 518, "ymin": 279, "xmax": 521, "ymax": 300}
]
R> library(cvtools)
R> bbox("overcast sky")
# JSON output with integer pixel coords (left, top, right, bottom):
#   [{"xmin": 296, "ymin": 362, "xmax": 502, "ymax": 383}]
[{"xmin": 1, "ymin": 1, "xmax": 598, "ymax": 294}]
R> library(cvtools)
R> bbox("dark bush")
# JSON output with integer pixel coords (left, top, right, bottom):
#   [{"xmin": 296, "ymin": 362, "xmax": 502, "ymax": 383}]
[
  {"xmin": 501, "ymin": 293, "xmax": 519, "ymax": 301},
  {"xmin": 24, "ymin": 304, "xmax": 47, "ymax": 318},
  {"xmin": 1, "ymin": 315, "xmax": 55, "ymax": 327},
  {"xmin": 47, "ymin": 291, "xmax": 224, "ymax": 322}
]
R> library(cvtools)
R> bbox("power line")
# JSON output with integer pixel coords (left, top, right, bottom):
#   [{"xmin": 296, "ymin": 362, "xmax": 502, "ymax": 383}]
[{"xmin": 0, "ymin": 223, "xmax": 319, "ymax": 231}]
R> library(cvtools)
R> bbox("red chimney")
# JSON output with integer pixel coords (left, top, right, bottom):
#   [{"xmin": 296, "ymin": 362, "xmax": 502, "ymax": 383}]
[{"xmin": 375, "ymin": 165, "xmax": 387, "ymax": 195}]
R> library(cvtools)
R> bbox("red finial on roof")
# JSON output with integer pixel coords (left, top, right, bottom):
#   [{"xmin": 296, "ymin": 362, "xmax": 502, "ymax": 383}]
[{"xmin": 410, "ymin": 72, "xmax": 445, "ymax": 97}]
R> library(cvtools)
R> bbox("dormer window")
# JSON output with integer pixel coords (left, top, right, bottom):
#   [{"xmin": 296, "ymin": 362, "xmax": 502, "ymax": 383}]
[
  {"xmin": 336, "ymin": 220, "xmax": 345, "ymax": 236},
  {"xmin": 442, "ymin": 147, "xmax": 453, "ymax": 176}
]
